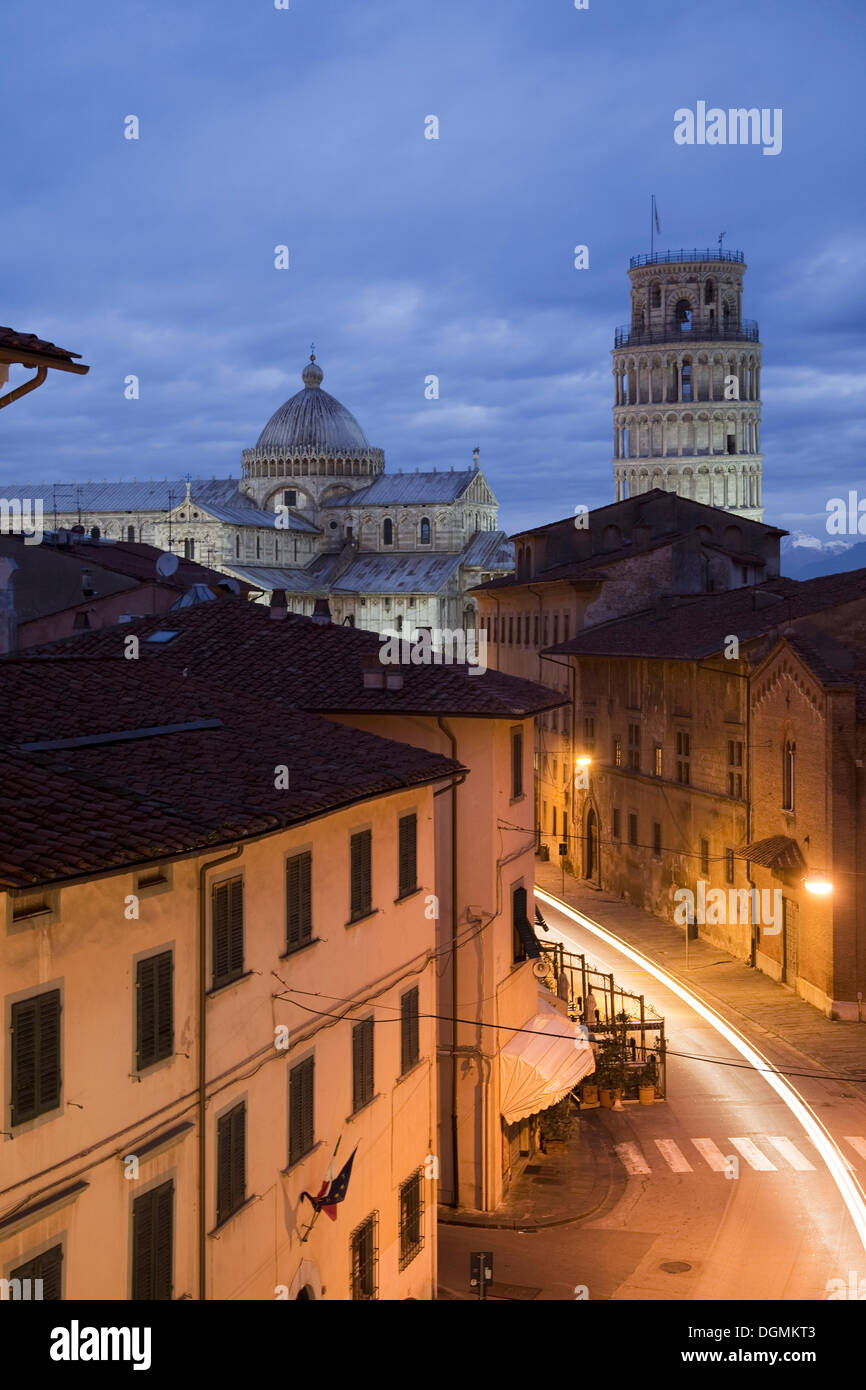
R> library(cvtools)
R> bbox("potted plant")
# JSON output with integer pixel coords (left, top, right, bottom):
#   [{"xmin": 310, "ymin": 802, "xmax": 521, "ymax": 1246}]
[
  {"xmin": 637, "ymin": 1053, "xmax": 659, "ymax": 1105},
  {"xmin": 596, "ymin": 1034, "xmax": 628, "ymax": 1108}
]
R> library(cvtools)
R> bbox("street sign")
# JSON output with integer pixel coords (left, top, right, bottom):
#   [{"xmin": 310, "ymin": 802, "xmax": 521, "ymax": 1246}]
[{"xmin": 470, "ymin": 1251, "xmax": 494, "ymax": 1300}]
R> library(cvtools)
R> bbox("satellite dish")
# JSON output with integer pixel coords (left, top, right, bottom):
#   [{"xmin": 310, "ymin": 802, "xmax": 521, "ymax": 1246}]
[{"xmin": 156, "ymin": 552, "xmax": 180, "ymax": 578}]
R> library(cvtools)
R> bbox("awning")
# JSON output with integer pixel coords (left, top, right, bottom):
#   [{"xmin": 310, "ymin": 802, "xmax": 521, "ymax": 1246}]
[
  {"xmin": 499, "ymin": 1008, "xmax": 595, "ymax": 1125},
  {"xmin": 735, "ymin": 835, "xmax": 805, "ymax": 872}
]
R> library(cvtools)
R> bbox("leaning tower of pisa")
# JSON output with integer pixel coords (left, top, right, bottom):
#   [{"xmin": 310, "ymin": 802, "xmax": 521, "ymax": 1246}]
[{"xmin": 611, "ymin": 248, "xmax": 763, "ymax": 521}]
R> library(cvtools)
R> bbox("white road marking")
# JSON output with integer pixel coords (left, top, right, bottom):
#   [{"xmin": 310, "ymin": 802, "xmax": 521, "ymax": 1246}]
[
  {"xmin": 691, "ymin": 1138, "xmax": 731, "ymax": 1172},
  {"xmin": 654, "ymin": 1138, "xmax": 693, "ymax": 1172},
  {"xmin": 764, "ymin": 1135, "xmax": 815, "ymax": 1171},
  {"xmin": 728, "ymin": 1137, "xmax": 777, "ymax": 1171},
  {"xmin": 615, "ymin": 1142, "xmax": 651, "ymax": 1175}
]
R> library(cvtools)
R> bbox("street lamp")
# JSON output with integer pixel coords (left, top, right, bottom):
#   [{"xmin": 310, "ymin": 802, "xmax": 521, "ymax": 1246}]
[{"xmin": 803, "ymin": 873, "xmax": 833, "ymax": 895}]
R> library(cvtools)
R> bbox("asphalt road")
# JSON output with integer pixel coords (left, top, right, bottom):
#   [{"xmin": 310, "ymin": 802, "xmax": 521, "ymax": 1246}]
[{"xmin": 439, "ymin": 894, "xmax": 866, "ymax": 1302}]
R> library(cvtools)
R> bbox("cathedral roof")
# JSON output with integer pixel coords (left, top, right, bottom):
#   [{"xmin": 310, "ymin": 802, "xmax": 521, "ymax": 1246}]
[
  {"xmin": 321, "ymin": 467, "xmax": 482, "ymax": 507},
  {"xmin": 255, "ymin": 356, "xmax": 371, "ymax": 454}
]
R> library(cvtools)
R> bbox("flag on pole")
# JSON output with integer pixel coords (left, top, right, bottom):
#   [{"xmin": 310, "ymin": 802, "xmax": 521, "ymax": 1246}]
[
  {"xmin": 654, "ymin": 197, "xmax": 661, "ymax": 234},
  {"xmin": 301, "ymin": 1146, "xmax": 358, "ymax": 1221}
]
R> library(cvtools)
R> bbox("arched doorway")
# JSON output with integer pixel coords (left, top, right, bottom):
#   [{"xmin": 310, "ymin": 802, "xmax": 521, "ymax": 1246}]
[
  {"xmin": 585, "ymin": 807, "xmax": 597, "ymax": 881},
  {"xmin": 296, "ymin": 1284, "xmax": 316, "ymax": 1300}
]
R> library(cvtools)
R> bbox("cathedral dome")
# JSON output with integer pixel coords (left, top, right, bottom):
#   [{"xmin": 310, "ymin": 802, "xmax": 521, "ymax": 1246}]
[{"xmin": 256, "ymin": 356, "xmax": 370, "ymax": 453}]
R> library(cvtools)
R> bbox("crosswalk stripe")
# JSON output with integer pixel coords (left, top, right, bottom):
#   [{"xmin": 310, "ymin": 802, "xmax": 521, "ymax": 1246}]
[
  {"xmin": 691, "ymin": 1138, "xmax": 730, "ymax": 1172},
  {"xmin": 654, "ymin": 1138, "xmax": 692, "ymax": 1172},
  {"xmin": 764, "ymin": 1136, "xmax": 815, "ymax": 1171},
  {"xmin": 728, "ymin": 1137, "xmax": 777, "ymax": 1171},
  {"xmin": 844, "ymin": 1136, "xmax": 866, "ymax": 1162},
  {"xmin": 615, "ymin": 1142, "xmax": 650, "ymax": 1175}
]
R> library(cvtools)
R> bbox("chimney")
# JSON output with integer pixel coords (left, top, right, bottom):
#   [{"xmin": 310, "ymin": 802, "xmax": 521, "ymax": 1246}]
[
  {"xmin": 472, "ymin": 447, "xmax": 480, "ymax": 470},
  {"xmin": 361, "ymin": 653, "xmax": 385, "ymax": 689},
  {"xmin": 384, "ymin": 668, "xmax": 404, "ymax": 690},
  {"xmin": 269, "ymin": 588, "xmax": 288, "ymax": 621},
  {"xmin": 311, "ymin": 597, "xmax": 331, "ymax": 626},
  {"xmin": 81, "ymin": 569, "xmax": 94, "ymax": 598}
]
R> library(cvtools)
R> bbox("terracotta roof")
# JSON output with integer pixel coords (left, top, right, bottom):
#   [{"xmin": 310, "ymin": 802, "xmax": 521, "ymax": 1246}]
[
  {"xmin": 0, "ymin": 660, "xmax": 462, "ymax": 888},
  {"xmin": 0, "ymin": 326, "xmax": 89, "ymax": 373},
  {"xmin": 24, "ymin": 601, "xmax": 565, "ymax": 717},
  {"xmin": 544, "ymin": 570, "xmax": 866, "ymax": 661},
  {"xmin": 735, "ymin": 836, "xmax": 805, "ymax": 871}
]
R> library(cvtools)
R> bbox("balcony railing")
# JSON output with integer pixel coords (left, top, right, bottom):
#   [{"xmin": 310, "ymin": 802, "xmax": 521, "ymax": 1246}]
[
  {"xmin": 629, "ymin": 248, "xmax": 745, "ymax": 268},
  {"xmin": 614, "ymin": 319, "xmax": 759, "ymax": 349}
]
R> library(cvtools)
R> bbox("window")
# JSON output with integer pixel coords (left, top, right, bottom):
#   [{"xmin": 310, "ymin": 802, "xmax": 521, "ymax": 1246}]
[
  {"xmin": 511, "ymin": 728, "xmax": 524, "ymax": 799},
  {"xmin": 398, "ymin": 815, "xmax": 418, "ymax": 899},
  {"xmin": 289, "ymin": 1057, "xmax": 315, "ymax": 1165},
  {"xmin": 653, "ymin": 822, "xmax": 662, "ymax": 858},
  {"xmin": 553, "ymin": 614, "xmax": 559, "ymax": 645},
  {"xmin": 400, "ymin": 987, "xmax": 420, "ymax": 1074},
  {"xmin": 612, "ymin": 808, "xmax": 621, "ymax": 840},
  {"xmin": 11, "ymin": 891, "xmax": 54, "ymax": 922},
  {"xmin": 284, "ymin": 489, "xmax": 297, "ymax": 507},
  {"xmin": 533, "ymin": 614, "xmax": 539, "ymax": 646},
  {"xmin": 350, "ymin": 1212, "xmax": 378, "ymax": 1300},
  {"xmin": 627, "ymin": 668, "xmax": 641, "ymax": 710},
  {"xmin": 350, "ymin": 830, "xmax": 373, "ymax": 921},
  {"xmin": 782, "ymin": 741, "xmax": 795, "ymax": 811},
  {"xmin": 727, "ymin": 740, "xmax": 743, "ymax": 797},
  {"xmin": 212, "ymin": 877, "xmax": 244, "ymax": 988},
  {"xmin": 127, "ymin": 525, "xmax": 136, "ymax": 543},
  {"xmin": 216, "ymin": 1102, "xmax": 246, "ymax": 1225},
  {"xmin": 583, "ymin": 716, "xmax": 595, "ymax": 754},
  {"xmin": 255, "ymin": 535, "xmax": 261, "ymax": 559},
  {"xmin": 563, "ymin": 613, "xmax": 570, "ymax": 641},
  {"xmin": 524, "ymin": 613, "xmax": 530, "ymax": 647},
  {"xmin": 676, "ymin": 731, "xmax": 690, "ymax": 785},
  {"xmin": 419, "ymin": 517, "xmax": 431, "ymax": 544},
  {"xmin": 399, "ymin": 1171, "xmax": 424, "ymax": 1270},
  {"xmin": 512, "ymin": 884, "xmax": 535, "ymax": 963},
  {"xmin": 543, "ymin": 615, "xmax": 549, "ymax": 646},
  {"xmin": 613, "ymin": 736, "xmax": 622, "ymax": 768},
  {"xmin": 352, "ymin": 1018, "xmax": 374, "ymax": 1113},
  {"xmin": 11, "ymin": 989, "xmax": 61, "ymax": 1125},
  {"xmin": 286, "ymin": 851, "xmax": 312, "ymax": 951},
  {"xmin": 654, "ymin": 744, "xmax": 663, "ymax": 778},
  {"xmin": 725, "ymin": 848, "xmax": 735, "ymax": 885},
  {"xmin": 700, "ymin": 838, "xmax": 710, "ymax": 875},
  {"xmin": 383, "ymin": 518, "xmax": 394, "ymax": 546},
  {"xmin": 627, "ymin": 722, "xmax": 641, "ymax": 772},
  {"xmin": 136, "ymin": 951, "xmax": 173, "ymax": 1070},
  {"xmin": 235, "ymin": 534, "xmax": 240, "ymax": 558},
  {"xmin": 183, "ymin": 538, "xmax": 195, "ymax": 560},
  {"xmin": 552, "ymin": 805, "xmax": 557, "ymax": 837},
  {"xmin": 628, "ymin": 813, "xmax": 638, "ymax": 847},
  {"xmin": 11, "ymin": 1244, "xmax": 62, "ymax": 1301},
  {"xmin": 508, "ymin": 615, "xmax": 513, "ymax": 646},
  {"xmin": 132, "ymin": 1180, "xmax": 173, "ymax": 1300},
  {"xmin": 551, "ymin": 708, "xmax": 558, "ymax": 733}
]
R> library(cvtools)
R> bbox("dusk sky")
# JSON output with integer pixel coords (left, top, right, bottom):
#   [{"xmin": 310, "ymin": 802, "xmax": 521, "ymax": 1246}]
[{"xmin": 2, "ymin": 0, "xmax": 864, "ymax": 539}]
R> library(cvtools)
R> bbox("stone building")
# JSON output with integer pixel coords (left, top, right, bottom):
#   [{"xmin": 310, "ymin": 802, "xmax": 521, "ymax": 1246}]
[
  {"xmin": 545, "ymin": 570, "xmax": 866, "ymax": 1017},
  {"xmin": 611, "ymin": 248, "xmax": 764, "ymax": 521},
  {"xmin": 1, "ymin": 355, "xmax": 513, "ymax": 635},
  {"xmin": 471, "ymin": 490, "xmax": 785, "ymax": 866}
]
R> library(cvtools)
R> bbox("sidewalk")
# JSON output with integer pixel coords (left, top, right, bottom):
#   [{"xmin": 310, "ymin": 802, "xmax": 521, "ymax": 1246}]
[
  {"xmin": 535, "ymin": 862, "xmax": 866, "ymax": 1096},
  {"xmin": 438, "ymin": 1110, "xmax": 614, "ymax": 1231}
]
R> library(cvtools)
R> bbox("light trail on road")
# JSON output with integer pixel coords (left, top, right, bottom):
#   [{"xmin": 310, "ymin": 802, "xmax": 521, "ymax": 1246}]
[{"xmin": 535, "ymin": 885, "xmax": 866, "ymax": 1253}]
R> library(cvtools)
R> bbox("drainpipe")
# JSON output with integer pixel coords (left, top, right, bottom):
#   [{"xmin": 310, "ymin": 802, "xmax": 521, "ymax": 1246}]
[
  {"xmin": 745, "ymin": 670, "xmax": 757, "ymax": 968},
  {"xmin": 436, "ymin": 717, "xmax": 461, "ymax": 1208},
  {"xmin": 198, "ymin": 844, "xmax": 242, "ymax": 1301}
]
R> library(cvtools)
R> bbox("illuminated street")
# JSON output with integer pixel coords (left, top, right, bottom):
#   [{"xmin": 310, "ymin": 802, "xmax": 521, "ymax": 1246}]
[{"xmin": 439, "ymin": 890, "xmax": 866, "ymax": 1301}]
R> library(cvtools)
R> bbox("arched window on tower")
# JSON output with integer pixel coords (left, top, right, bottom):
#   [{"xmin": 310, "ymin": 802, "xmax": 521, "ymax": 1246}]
[
  {"xmin": 674, "ymin": 299, "xmax": 692, "ymax": 332},
  {"xmin": 681, "ymin": 361, "xmax": 692, "ymax": 402},
  {"xmin": 419, "ymin": 517, "xmax": 431, "ymax": 545},
  {"xmin": 651, "ymin": 283, "xmax": 661, "ymax": 309},
  {"xmin": 383, "ymin": 518, "xmax": 394, "ymax": 546},
  {"xmin": 704, "ymin": 278, "xmax": 715, "ymax": 305}
]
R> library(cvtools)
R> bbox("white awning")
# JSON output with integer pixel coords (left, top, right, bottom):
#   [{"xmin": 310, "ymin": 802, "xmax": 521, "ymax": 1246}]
[{"xmin": 499, "ymin": 1009, "xmax": 595, "ymax": 1125}]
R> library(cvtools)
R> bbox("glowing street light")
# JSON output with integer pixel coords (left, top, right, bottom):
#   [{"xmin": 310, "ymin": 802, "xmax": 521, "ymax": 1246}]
[
  {"xmin": 803, "ymin": 873, "xmax": 833, "ymax": 895},
  {"xmin": 575, "ymin": 756, "xmax": 592, "ymax": 768}
]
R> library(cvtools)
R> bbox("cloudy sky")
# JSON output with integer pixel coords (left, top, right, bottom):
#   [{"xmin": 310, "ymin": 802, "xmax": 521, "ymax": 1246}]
[{"xmin": 2, "ymin": 0, "xmax": 864, "ymax": 539}]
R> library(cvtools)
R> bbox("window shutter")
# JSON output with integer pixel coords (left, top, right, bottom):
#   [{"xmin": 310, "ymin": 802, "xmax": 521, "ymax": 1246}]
[
  {"xmin": 286, "ymin": 852, "xmax": 312, "ymax": 949},
  {"xmin": 289, "ymin": 1057, "xmax": 314, "ymax": 1164},
  {"xmin": 353, "ymin": 1019, "xmax": 374, "ymax": 1111},
  {"xmin": 216, "ymin": 1111, "xmax": 233, "ymax": 1222},
  {"xmin": 231, "ymin": 1104, "xmax": 246, "ymax": 1213},
  {"xmin": 229, "ymin": 878, "xmax": 244, "ymax": 976},
  {"xmin": 132, "ymin": 1188, "xmax": 154, "ymax": 1299},
  {"xmin": 12, "ymin": 1244, "xmax": 63, "ymax": 1301},
  {"xmin": 156, "ymin": 953, "xmax": 173, "ymax": 1060},
  {"xmin": 212, "ymin": 883, "xmax": 229, "ymax": 983},
  {"xmin": 351, "ymin": 831, "xmax": 372, "ymax": 919},
  {"xmin": 398, "ymin": 816, "xmax": 417, "ymax": 898},
  {"xmin": 401, "ymin": 988, "xmax": 419, "ymax": 1073},
  {"xmin": 154, "ymin": 1181, "xmax": 173, "ymax": 1299},
  {"xmin": 12, "ymin": 990, "xmax": 61, "ymax": 1124},
  {"xmin": 137, "ymin": 957, "xmax": 156, "ymax": 1069}
]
